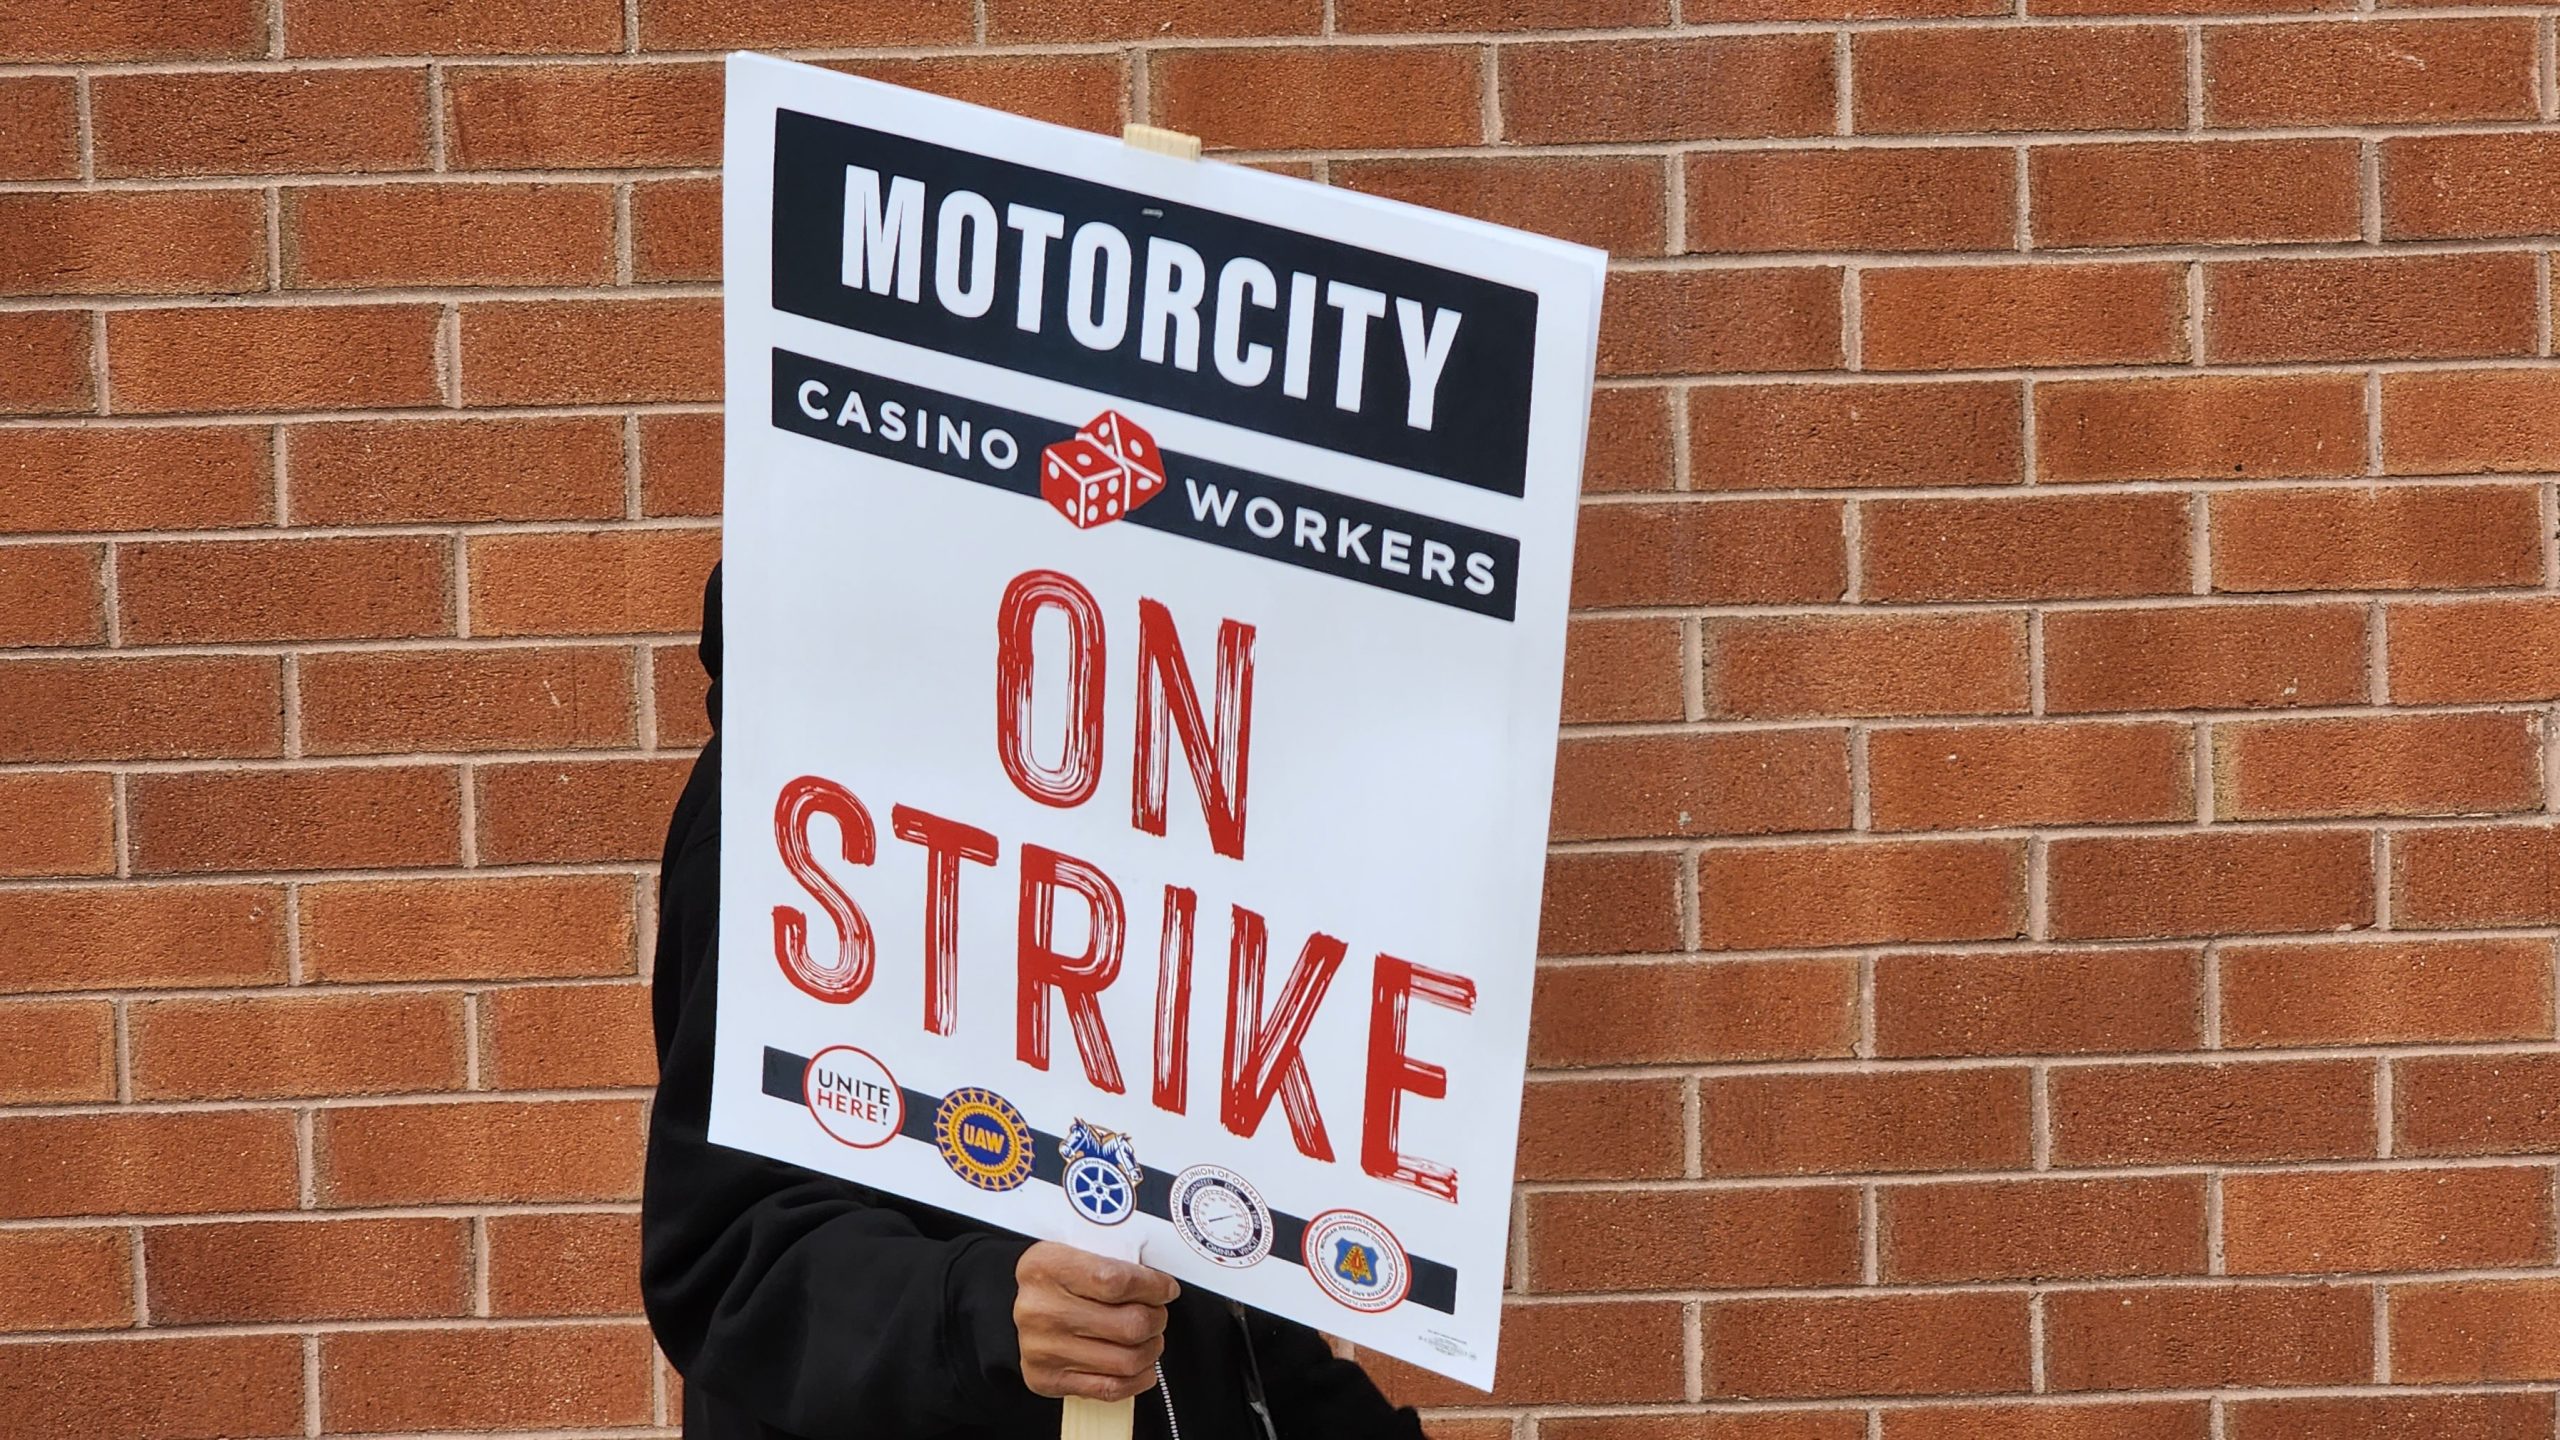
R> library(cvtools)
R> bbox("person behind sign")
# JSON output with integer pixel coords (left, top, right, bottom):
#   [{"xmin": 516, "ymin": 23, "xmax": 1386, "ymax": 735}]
[{"xmin": 641, "ymin": 566, "xmax": 1430, "ymax": 1440}]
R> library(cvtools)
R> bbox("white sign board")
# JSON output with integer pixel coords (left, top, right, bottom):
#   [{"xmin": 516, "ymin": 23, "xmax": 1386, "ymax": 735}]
[{"xmin": 711, "ymin": 52, "xmax": 1604, "ymax": 1389}]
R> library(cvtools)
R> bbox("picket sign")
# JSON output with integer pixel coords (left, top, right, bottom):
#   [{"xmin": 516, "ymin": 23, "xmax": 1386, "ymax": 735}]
[{"xmin": 710, "ymin": 51, "xmax": 1608, "ymax": 1397}]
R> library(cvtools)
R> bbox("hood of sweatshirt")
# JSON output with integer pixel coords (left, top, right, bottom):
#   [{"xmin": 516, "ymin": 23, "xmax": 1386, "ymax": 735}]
[{"xmin": 698, "ymin": 562, "xmax": 722, "ymax": 733}]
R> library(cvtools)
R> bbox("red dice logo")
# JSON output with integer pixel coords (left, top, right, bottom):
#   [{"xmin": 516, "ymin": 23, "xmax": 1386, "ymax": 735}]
[{"xmin": 1039, "ymin": 411, "xmax": 1165, "ymax": 529}]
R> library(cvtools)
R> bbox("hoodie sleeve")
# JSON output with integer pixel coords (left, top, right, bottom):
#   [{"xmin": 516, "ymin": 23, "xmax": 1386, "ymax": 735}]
[{"xmin": 639, "ymin": 571, "xmax": 1054, "ymax": 1437}]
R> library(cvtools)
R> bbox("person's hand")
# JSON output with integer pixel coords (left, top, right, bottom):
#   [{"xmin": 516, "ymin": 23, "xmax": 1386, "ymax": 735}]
[{"xmin": 1013, "ymin": 1241, "xmax": 1181, "ymax": 1402}]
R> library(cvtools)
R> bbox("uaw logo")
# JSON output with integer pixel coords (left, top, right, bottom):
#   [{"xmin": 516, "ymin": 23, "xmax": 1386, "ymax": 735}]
[
  {"xmin": 1038, "ymin": 410, "xmax": 1165, "ymax": 529},
  {"xmin": 934, "ymin": 1087, "xmax": 1034, "ymax": 1192},
  {"xmin": 1302, "ymin": 1209, "xmax": 1410, "ymax": 1314},
  {"xmin": 1058, "ymin": 1118, "xmax": 1143, "ymax": 1226}
]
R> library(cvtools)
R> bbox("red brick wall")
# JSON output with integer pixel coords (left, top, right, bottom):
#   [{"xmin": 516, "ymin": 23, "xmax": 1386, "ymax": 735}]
[{"xmin": 3, "ymin": 0, "xmax": 2558, "ymax": 1433}]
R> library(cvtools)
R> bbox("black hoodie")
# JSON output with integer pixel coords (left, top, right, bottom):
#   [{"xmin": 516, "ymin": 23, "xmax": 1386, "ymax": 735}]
[{"xmin": 642, "ymin": 565, "xmax": 1432, "ymax": 1440}]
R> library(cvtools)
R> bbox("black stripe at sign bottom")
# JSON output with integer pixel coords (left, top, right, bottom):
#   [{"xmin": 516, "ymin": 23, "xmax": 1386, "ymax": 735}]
[{"xmin": 761, "ymin": 1045, "xmax": 1459, "ymax": 1315}]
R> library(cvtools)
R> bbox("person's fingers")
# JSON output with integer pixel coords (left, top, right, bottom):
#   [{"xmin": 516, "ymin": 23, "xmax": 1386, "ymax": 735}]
[
  {"xmin": 1042, "ymin": 1366, "xmax": 1157, "ymax": 1402},
  {"xmin": 1059, "ymin": 1251, "xmax": 1180, "ymax": 1307},
  {"xmin": 1019, "ymin": 1288, "xmax": 1169, "ymax": 1346},
  {"xmin": 1026, "ymin": 1331, "xmax": 1163, "ymax": 1381}
]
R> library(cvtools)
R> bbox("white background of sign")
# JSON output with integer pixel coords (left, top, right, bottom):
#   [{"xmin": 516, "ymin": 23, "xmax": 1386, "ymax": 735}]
[{"xmin": 712, "ymin": 52, "xmax": 1604, "ymax": 1389}]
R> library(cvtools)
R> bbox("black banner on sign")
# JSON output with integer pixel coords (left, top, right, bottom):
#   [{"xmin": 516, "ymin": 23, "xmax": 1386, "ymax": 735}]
[
  {"xmin": 772, "ymin": 349, "xmax": 1522, "ymax": 622},
  {"xmin": 769, "ymin": 107, "xmax": 1541, "ymax": 497}
]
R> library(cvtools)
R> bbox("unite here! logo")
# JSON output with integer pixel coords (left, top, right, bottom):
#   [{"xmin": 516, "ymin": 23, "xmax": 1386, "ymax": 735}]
[{"xmin": 1039, "ymin": 411, "xmax": 1165, "ymax": 529}]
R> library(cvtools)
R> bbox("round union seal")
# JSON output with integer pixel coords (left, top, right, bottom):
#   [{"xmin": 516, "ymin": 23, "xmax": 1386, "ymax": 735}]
[
  {"xmin": 934, "ymin": 1088, "xmax": 1034, "ymax": 1191},
  {"xmin": 1168, "ymin": 1164, "xmax": 1272, "ymax": 1268},
  {"xmin": 1059, "ymin": 1118, "xmax": 1141, "ymax": 1227},
  {"xmin": 1301, "ymin": 1209, "xmax": 1410, "ymax": 1314},
  {"xmin": 801, "ymin": 1045, "xmax": 902, "ymax": 1149}
]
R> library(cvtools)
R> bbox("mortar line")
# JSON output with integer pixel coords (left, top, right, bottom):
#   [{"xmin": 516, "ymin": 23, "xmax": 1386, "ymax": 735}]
[
  {"xmin": 2376, "ymin": 1055, "xmax": 2395, "ymax": 1160},
  {"xmin": 1835, "ymin": 32, "xmax": 1854, "ymax": 135},
  {"xmin": 2186, "ymin": 26, "xmax": 2204, "ymax": 130},
  {"xmin": 2206, "ymin": 1172, "xmax": 2225, "ymax": 1275},
  {"xmin": 2374, "ymin": 1284, "xmax": 2392, "ymax": 1382},
  {"xmin": 73, "ymin": 71, "xmax": 94, "ymax": 184},
  {"xmin": 2361, "ymin": 139, "xmax": 2382, "ymax": 245},
  {"xmin": 2028, "ymin": 1291, "xmax": 2048, "ymax": 1392},
  {"xmin": 614, "ymin": 181, "xmax": 635, "ymax": 287},
  {"xmin": 1481, "ymin": 43, "xmax": 1502, "ymax": 144},
  {"xmin": 303, "ymin": 1333, "xmax": 321, "ymax": 1438},
  {"xmin": 2200, "ymin": 939, "xmax": 2222, "ymax": 1047},
  {"xmin": 112, "ymin": 998, "xmax": 132, "ymax": 1103},
  {"xmin": 2367, "ymin": 371, "xmax": 2386, "ymax": 475},
  {"xmin": 624, "ymin": 0, "xmax": 641, "ymax": 50},
  {"xmin": 264, "ymin": 187, "xmax": 283, "ymax": 290},
  {"xmin": 130, "ymin": 1225, "xmax": 149, "ymax": 1325},
  {"xmin": 281, "ymin": 653, "xmax": 302, "ymax": 759},
  {"xmin": 426, "ymin": 62, "xmax": 447, "ymax": 172},
  {"xmin": 89, "ymin": 309, "xmax": 110, "ymax": 416}
]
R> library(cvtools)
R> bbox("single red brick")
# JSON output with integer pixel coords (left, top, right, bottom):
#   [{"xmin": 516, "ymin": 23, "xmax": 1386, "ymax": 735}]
[
  {"xmin": 1703, "ymin": 1293, "xmax": 2032, "ymax": 1398},
  {"xmin": 2033, "ymin": 140, "xmax": 2361, "ymax": 247},
  {"xmin": 1862, "ymin": 263, "xmax": 2188, "ymax": 370},
  {"xmin": 1691, "ymin": 381, "xmax": 2023, "ymax": 490},
  {"xmin": 0, "ymin": 884, "xmax": 286, "ymax": 994},
  {"xmin": 300, "ymin": 646, "xmax": 636, "ymax": 756},
  {"xmin": 2045, "ymin": 1283, "xmax": 2372, "ymax": 1389},
  {"xmin": 1503, "ymin": 36, "xmax": 1835, "ymax": 143},
  {"xmin": 1562, "ymin": 617, "xmax": 1683, "ymax": 724},
  {"xmin": 2037, "ymin": 374, "xmax": 2366, "ymax": 483},
  {"xmin": 288, "ymin": 0, "xmax": 621, "ymax": 53},
  {"xmin": 318, "ymin": 1098, "xmax": 645, "ymax": 1205},
  {"xmin": 301, "ymin": 875, "xmax": 638, "ymax": 982},
  {"xmin": 2206, "ymin": 18, "xmax": 2536, "ymax": 125},
  {"xmin": 1337, "ymin": 0, "xmax": 1665, "ymax": 28},
  {"xmin": 475, "ymin": 756, "xmax": 692, "ymax": 864},
  {"xmin": 0, "ymin": 1229, "xmax": 131, "ymax": 1331},
  {"xmin": 1703, "ymin": 839, "xmax": 2027, "ymax": 951},
  {"xmin": 146, "ymin": 1217, "xmax": 470, "ymax": 1323},
  {"xmin": 93, "ymin": 69, "xmax": 431, "ymax": 177},
  {"xmin": 0, "ymin": 191, "xmax": 265, "ymax": 297},
  {"xmin": 1149, "ymin": 47, "xmax": 1481, "ymax": 151},
  {"xmin": 640, "ymin": 411, "xmax": 722, "ymax": 518},
  {"xmin": 1574, "ymin": 499, "xmax": 1845, "ymax": 607},
  {"xmin": 1701, "ymin": 1066, "xmax": 2032, "ymax": 1174},
  {"xmin": 487, "ymin": 1212, "xmax": 643, "ymax": 1316},
  {"xmin": 1517, "ymin": 1076, "xmax": 1686, "ymax": 1181},
  {"xmin": 0, "ymin": 773, "xmax": 114, "ymax": 877},
  {"xmin": 2223, "ymin": 936, "xmax": 2552, "ymax": 1046},
  {"xmin": 653, "ymin": 641, "xmax": 714, "ymax": 748},
  {"xmin": 460, "ymin": 298, "xmax": 720, "ymax": 405},
  {"xmin": 1600, "ymin": 267, "xmax": 1845, "ymax": 377},
  {"xmin": 2228, "ymin": 1393, "xmax": 2556, "ymax": 1440},
  {"xmin": 0, "ymin": 544, "xmax": 104, "ymax": 647},
  {"xmin": 1533, "ymin": 958, "xmax": 1857, "ymax": 1066},
  {"xmin": 2396, "ymin": 824, "xmax": 2560, "ymax": 928},
  {"xmin": 1337, "ymin": 156, "xmax": 1669, "ymax": 256},
  {"xmin": 633, "ymin": 176, "xmax": 720, "ymax": 282},
  {"xmin": 322, "ymin": 1323, "xmax": 655, "ymax": 1432},
  {"xmin": 2049, "ymin": 829, "xmax": 2374, "ymax": 940},
  {"xmin": 120, "ymin": 535, "xmax": 453, "ymax": 643},
  {"xmin": 1863, "ymin": 493, "xmax": 2191, "ymax": 602},
  {"xmin": 0, "ymin": 1335, "xmax": 301, "ymax": 1440},
  {"xmin": 1370, "ymin": 1301, "xmax": 1686, "ymax": 1407},
  {"xmin": 0, "ymin": 310, "xmax": 92, "ymax": 415},
  {"xmin": 2206, "ymin": 253, "xmax": 2538, "ymax": 362},
  {"xmin": 469, "ymin": 528, "xmax": 721, "ymax": 637},
  {"xmin": 2389, "ymin": 1279, "xmax": 2560, "ymax": 1381},
  {"xmin": 1687, "ymin": 148, "xmax": 2015, "ymax": 254},
  {"xmin": 1553, "ymin": 729, "xmax": 1851, "ymax": 841},
  {"xmin": 482, "ymin": 981, "xmax": 655, "ymax": 1089},
  {"xmin": 132, "ymin": 992, "xmax": 466, "ymax": 1100},
  {"xmin": 825, "ymin": 55, "xmax": 1129, "ymax": 134},
  {"xmin": 0, "ymin": 999, "xmax": 114, "ymax": 1103},
  {"xmin": 286, "ymin": 182, "xmax": 614, "ymax": 288},
  {"xmin": 0, "ymin": 656, "xmax": 282, "ymax": 763},
  {"xmin": 109, "ymin": 303, "xmax": 443, "ymax": 413},
  {"xmin": 445, "ymin": 62, "xmax": 719, "ymax": 169},
  {"xmin": 2390, "ymin": 596, "xmax": 2560, "ymax": 703},
  {"xmin": 0, "ymin": 425, "xmax": 271, "ymax": 531},
  {"xmin": 2383, "ymin": 369, "xmax": 2560, "ymax": 475},
  {"xmin": 1581, "ymin": 387, "xmax": 1677, "ymax": 494},
  {"xmin": 2213, "ymin": 483, "xmax": 2542, "ymax": 593},
  {"xmin": 1876, "ymin": 946, "xmax": 2204, "ymax": 1057},
  {"xmin": 0, "ymin": 78, "xmax": 79, "ymax": 180},
  {"xmin": 289, "ymin": 415, "xmax": 627, "ymax": 525},
  {"xmin": 0, "ymin": 1110, "xmax": 298, "ymax": 1218},
  {"xmin": 2225, "ymin": 1166, "xmax": 2552, "ymax": 1275},
  {"xmin": 644, "ymin": 0, "xmax": 967, "ymax": 44},
  {"xmin": 1527, "ymin": 1185, "xmax": 1859, "ymax": 1292},
  {"xmin": 2044, "ymin": 603, "xmax": 2370, "ymax": 712},
  {"xmin": 2217, "ymin": 711, "xmax": 2542, "ymax": 819},
  {"xmin": 1704, "ymin": 613, "xmax": 2029, "ymax": 719},
  {"xmin": 2384, "ymin": 132, "xmax": 2560, "ymax": 239},
  {"xmin": 129, "ymin": 765, "xmax": 463, "ymax": 875},
  {"xmin": 1881, "ymin": 1403, "xmax": 2213, "ymax": 1440},
  {"xmin": 2394, "ymin": 1052, "xmax": 2560, "ymax": 1156},
  {"xmin": 1882, "ymin": 1175, "xmax": 2207, "ymax": 1282},
  {"xmin": 1868, "ymin": 720, "xmax": 2193, "ymax": 830},
  {"xmin": 2051, "ymin": 1058, "xmax": 2378, "ymax": 1164},
  {"xmin": 1855, "ymin": 26, "xmax": 2185, "ymax": 132},
  {"xmin": 1539, "ymin": 851, "xmax": 1683, "ymax": 957},
  {"xmin": 0, "ymin": 0, "xmax": 263, "ymax": 59}
]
